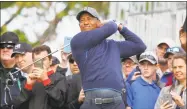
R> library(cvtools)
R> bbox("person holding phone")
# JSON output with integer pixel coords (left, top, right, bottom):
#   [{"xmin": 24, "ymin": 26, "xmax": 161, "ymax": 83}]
[
  {"xmin": 71, "ymin": 7, "xmax": 146, "ymax": 109},
  {"xmin": 11, "ymin": 45, "xmax": 68, "ymax": 109},
  {"xmin": 154, "ymin": 53, "xmax": 186, "ymax": 109}
]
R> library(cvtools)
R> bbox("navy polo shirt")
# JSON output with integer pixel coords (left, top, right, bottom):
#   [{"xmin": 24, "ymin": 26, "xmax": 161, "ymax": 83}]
[{"xmin": 130, "ymin": 77, "xmax": 160, "ymax": 109}]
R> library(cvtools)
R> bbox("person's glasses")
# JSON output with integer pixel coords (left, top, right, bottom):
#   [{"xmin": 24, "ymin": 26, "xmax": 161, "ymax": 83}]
[
  {"xmin": 69, "ymin": 58, "xmax": 75, "ymax": 64},
  {"xmin": 166, "ymin": 47, "xmax": 180, "ymax": 53},
  {"xmin": 0, "ymin": 44, "xmax": 14, "ymax": 49},
  {"xmin": 139, "ymin": 55, "xmax": 156, "ymax": 62}
]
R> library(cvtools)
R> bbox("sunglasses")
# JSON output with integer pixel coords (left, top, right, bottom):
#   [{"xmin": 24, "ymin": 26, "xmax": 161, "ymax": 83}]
[
  {"xmin": 166, "ymin": 47, "xmax": 180, "ymax": 53},
  {"xmin": 0, "ymin": 44, "xmax": 14, "ymax": 49},
  {"xmin": 139, "ymin": 55, "xmax": 156, "ymax": 62},
  {"xmin": 69, "ymin": 58, "xmax": 75, "ymax": 64}
]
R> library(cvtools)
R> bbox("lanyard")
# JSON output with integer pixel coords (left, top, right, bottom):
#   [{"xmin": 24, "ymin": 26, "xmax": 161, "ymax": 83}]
[
  {"xmin": 4, "ymin": 84, "xmax": 12, "ymax": 105},
  {"xmin": 17, "ymin": 79, "xmax": 21, "ymax": 91}
]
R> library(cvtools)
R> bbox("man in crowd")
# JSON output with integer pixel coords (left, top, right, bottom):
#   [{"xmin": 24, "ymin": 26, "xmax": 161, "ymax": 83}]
[
  {"xmin": 154, "ymin": 38, "xmax": 176, "ymax": 79},
  {"xmin": 10, "ymin": 45, "xmax": 67, "ymax": 109},
  {"xmin": 0, "ymin": 32, "xmax": 27, "ymax": 109},
  {"xmin": 126, "ymin": 51, "xmax": 160, "ymax": 109},
  {"xmin": 64, "ymin": 54, "xmax": 84, "ymax": 109},
  {"xmin": 11, "ymin": 42, "xmax": 33, "ymax": 75},
  {"xmin": 121, "ymin": 55, "xmax": 138, "ymax": 79},
  {"xmin": 71, "ymin": 7, "xmax": 146, "ymax": 109}
]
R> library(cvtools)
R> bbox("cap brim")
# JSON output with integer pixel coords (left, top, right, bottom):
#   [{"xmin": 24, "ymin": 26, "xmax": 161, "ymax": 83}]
[
  {"xmin": 139, "ymin": 58, "xmax": 157, "ymax": 64},
  {"xmin": 11, "ymin": 51, "xmax": 25, "ymax": 57},
  {"xmin": 76, "ymin": 11, "xmax": 97, "ymax": 21}
]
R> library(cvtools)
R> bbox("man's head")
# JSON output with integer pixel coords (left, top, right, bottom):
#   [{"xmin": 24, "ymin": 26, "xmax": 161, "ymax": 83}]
[
  {"xmin": 139, "ymin": 51, "xmax": 158, "ymax": 78},
  {"xmin": 76, "ymin": 7, "xmax": 101, "ymax": 32},
  {"xmin": 164, "ymin": 47, "xmax": 185, "ymax": 71},
  {"xmin": 121, "ymin": 56, "xmax": 137, "ymax": 77},
  {"xmin": 32, "ymin": 45, "xmax": 52, "ymax": 70},
  {"xmin": 155, "ymin": 38, "xmax": 175, "ymax": 71},
  {"xmin": 0, "ymin": 32, "xmax": 19, "ymax": 64},
  {"xmin": 155, "ymin": 38, "xmax": 175, "ymax": 58},
  {"xmin": 11, "ymin": 42, "xmax": 33, "ymax": 72},
  {"xmin": 68, "ymin": 54, "xmax": 80, "ymax": 74}
]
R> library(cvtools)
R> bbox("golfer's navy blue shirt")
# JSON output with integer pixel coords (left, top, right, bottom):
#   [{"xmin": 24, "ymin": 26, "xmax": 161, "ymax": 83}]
[
  {"xmin": 128, "ymin": 77, "xmax": 160, "ymax": 109},
  {"xmin": 71, "ymin": 21, "xmax": 146, "ymax": 92}
]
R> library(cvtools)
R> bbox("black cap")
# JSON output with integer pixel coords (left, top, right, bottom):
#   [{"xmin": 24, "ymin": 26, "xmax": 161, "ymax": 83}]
[
  {"xmin": 76, "ymin": 7, "xmax": 100, "ymax": 21},
  {"xmin": 0, "ymin": 32, "xmax": 19, "ymax": 44},
  {"xmin": 51, "ymin": 56, "xmax": 60, "ymax": 66},
  {"xmin": 11, "ymin": 42, "xmax": 32, "ymax": 57},
  {"xmin": 183, "ymin": 16, "xmax": 187, "ymax": 32},
  {"xmin": 121, "ymin": 55, "xmax": 138, "ymax": 64},
  {"xmin": 164, "ymin": 47, "xmax": 185, "ymax": 58}
]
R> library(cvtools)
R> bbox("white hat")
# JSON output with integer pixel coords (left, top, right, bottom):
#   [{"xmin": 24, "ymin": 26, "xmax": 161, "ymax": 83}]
[{"xmin": 156, "ymin": 38, "xmax": 176, "ymax": 48}]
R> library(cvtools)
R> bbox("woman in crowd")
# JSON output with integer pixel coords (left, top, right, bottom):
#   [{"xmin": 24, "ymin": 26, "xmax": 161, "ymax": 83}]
[{"xmin": 154, "ymin": 53, "xmax": 186, "ymax": 109}]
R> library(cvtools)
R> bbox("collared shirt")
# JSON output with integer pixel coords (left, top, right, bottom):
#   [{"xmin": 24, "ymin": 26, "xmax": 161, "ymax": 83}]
[{"xmin": 129, "ymin": 77, "xmax": 160, "ymax": 109}]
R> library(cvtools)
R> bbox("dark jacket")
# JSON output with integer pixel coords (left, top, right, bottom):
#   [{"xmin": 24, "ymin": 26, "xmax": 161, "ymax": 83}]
[
  {"xmin": 11, "ymin": 69, "xmax": 67, "ymax": 109},
  {"xmin": 63, "ymin": 73, "xmax": 82, "ymax": 109},
  {"xmin": 0, "ymin": 63, "xmax": 28, "ymax": 109}
]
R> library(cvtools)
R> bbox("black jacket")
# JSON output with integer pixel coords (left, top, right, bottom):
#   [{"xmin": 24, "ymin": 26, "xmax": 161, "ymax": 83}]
[
  {"xmin": 63, "ymin": 73, "xmax": 82, "ymax": 109},
  {"xmin": 11, "ymin": 69, "xmax": 67, "ymax": 109},
  {"xmin": 0, "ymin": 63, "xmax": 28, "ymax": 109}
]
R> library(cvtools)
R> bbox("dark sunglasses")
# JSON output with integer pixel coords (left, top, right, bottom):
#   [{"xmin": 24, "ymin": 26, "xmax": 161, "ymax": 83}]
[
  {"xmin": 166, "ymin": 47, "xmax": 180, "ymax": 53},
  {"xmin": 69, "ymin": 58, "xmax": 75, "ymax": 64},
  {"xmin": 0, "ymin": 44, "xmax": 14, "ymax": 49},
  {"xmin": 139, "ymin": 55, "xmax": 156, "ymax": 62}
]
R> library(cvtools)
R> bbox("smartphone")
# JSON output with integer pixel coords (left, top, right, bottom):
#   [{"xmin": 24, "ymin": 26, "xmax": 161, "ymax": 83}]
[
  {"xmin": 63, "ymin": 36, "xmax": 72, "ymax": 53},
  {"xmin": 34, "ymin": 60, "xmax": 43, "ymax": 69},
  {"xmin": 162, "ymin": 94, "xmax": 173, "ymax": 104}
]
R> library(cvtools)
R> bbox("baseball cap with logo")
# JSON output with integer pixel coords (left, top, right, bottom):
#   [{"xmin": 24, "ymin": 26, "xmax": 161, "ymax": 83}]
[
  {"xmin": 139, "ymin": 51, "xmax": 158, "ymax": 65},
  {"xmin": 76, "ymin": 7, "xmax": 100, "ymax": 21},
  {"xmin": 0, "ymin": 32, "xmax": 19, "ymax": 44},
  {"xmin": 164, "ymin": 47, "xmax": 185, "ymax": 58},
  {"xmin": 11, "ymin": 42, "xmax": 32, "ymax": 57}
]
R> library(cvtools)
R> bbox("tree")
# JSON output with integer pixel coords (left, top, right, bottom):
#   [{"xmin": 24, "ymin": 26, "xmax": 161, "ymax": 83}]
[{"xmin": 1, "ymin": 2, "xmax": 109, "ymax": 46}]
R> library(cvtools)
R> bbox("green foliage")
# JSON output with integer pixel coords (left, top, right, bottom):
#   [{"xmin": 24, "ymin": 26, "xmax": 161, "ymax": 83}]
[
  {"xmin": 146, "ymin": 2, "xmax": 149, "ymax": 12},
  {"xmin": 16, "ymin": 2, "xmax": 42, "ymax": 8},
  {"xmin": 0, "ymin": 26, "xmax": 7, "ymax": 35},
  {"xmin": 0, "ymin": 2, "xmax": 15, "ymax": 9}
]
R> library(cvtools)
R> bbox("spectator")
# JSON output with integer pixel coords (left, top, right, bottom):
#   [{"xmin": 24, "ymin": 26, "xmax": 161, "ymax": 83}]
[
  {"xmin": 0, "ymin": 32, "xmax": 27, "ymax": 109},
  {"xmin": 11, "ymin": 42, "xmax": 33, "ymax": 75},
  {"xmin": 154, "ymin": 38, "xmax": 176, "ymax": 78},
  {"xmin": 127, "ymin": 51, "xmax": 160, "ymax": 109},
  {"xmin": 154, "ymin": 53, "xmax": 186, "ymax": 109},
  {"xmin": 121, "ymin": 55, "xmax": 138, "ymax": 79},
  {"xmin": 63, "ymin": 54, "xmax": 84, "ymax": 109},
  {"xmin": 11, "ymin": 45, "xmax": 67, "ymax": 109},
  {"xmin": 71, "ymin": 7, "xmax": 146, "ymax": 109},
  {"xmin": 160, "ymin": 47, "xmax": 185, "ymax": 86}
]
